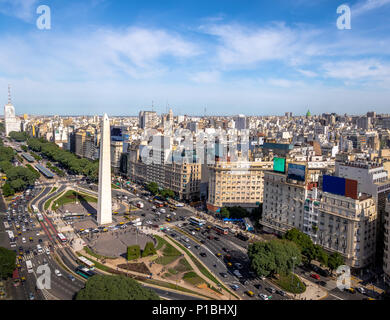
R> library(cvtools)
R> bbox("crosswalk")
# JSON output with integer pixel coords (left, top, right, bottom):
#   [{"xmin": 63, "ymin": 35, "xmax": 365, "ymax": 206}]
[{"xmin": 20, "ymin": 244, "xmax": 66, "ymax": 261}]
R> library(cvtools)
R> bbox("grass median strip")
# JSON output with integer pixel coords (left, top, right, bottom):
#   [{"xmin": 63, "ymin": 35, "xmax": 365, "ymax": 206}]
[{"xmin": 167, "ymin": 236, "xmax": 239, "ymax": 299}]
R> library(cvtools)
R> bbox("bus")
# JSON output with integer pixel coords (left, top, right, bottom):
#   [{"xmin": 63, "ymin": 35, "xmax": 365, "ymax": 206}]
[
  {"xmin": 57, "ymin": 233, "xmax": 67, "ymax": 243},
  {"xmin": 78, "ymin": 256, "xmax": 95, "ymax": 270},
  {"xmin": 36, "ymin": 213, "xmax": 43, "ymax": 221},
  {"xmin": 213, "ymin": 225, "xmax": 228, "ymax": 235},
  {"xmin": 26, "ymin": 260, "xmax": 33, "ymax": 273},
  {"xmin": 154, "ymin": 200, "xmax": 164, "ymax": 208},
  {"xmin": 188, "ymin": 217, "xmax": 206, "ymax": 227},
  {"xmin": 32, "ymin": 205, "xmax": 39, "ymax": 213},
  {"xmin": 75, "ymin": 266, "xmax": 96, "ymax": 279},
  {"xmin": 7, "ymin": 230, "xmax": 16, "ymax": 247}
]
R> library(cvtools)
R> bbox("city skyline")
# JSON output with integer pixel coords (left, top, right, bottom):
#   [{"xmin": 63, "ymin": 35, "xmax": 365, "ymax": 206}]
[{"xmin": 0, "ymin": 0, "xmax": 390, "ymax": 116}]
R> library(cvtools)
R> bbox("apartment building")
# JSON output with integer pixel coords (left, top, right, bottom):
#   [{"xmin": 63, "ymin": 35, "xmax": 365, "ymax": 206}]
[
  {"xmin": 316, "ymin": 191, "xmax": 376, "ymax": 268},
  {"xmin": 384, "ymin": 196, "xmax": 390, "ymax": 286},
  {"xmin": 261, "ymin": 166, "xmax": 377, "ymax": 269},
  {"xmin": 207, "ymin": 160, "xmax": 273, "ymax": 212},
  {"xmin": 127, "ymin": 143, "xmax": 202, "ymax": 201}
]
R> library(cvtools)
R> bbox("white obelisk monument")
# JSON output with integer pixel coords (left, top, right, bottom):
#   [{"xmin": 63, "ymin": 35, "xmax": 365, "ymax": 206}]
[{"xmin": 97, "ymin": 113, "xmax": 112, "ymax": 225}]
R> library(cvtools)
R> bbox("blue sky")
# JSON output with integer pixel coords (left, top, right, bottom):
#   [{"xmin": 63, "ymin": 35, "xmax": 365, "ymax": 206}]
[{"xmin": 0, "ymin": 0, "xmax": 390, "ymax": 116}]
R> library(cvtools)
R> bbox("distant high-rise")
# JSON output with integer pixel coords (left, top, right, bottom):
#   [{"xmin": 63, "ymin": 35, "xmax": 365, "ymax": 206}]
[
  {"xmin": 4, "ymin": 85, "xmax": 21, "ymax": 136},
  {"xmin": 234, "ymin": 114, "xmax": 247, "ymax": 130},
  {"xmin": 139, "ymin": 110, "xmax": 158, "ymax": 129},
  {"xmin": 97, "ymin": 113, "xmax": 112, "ymax": 225}
]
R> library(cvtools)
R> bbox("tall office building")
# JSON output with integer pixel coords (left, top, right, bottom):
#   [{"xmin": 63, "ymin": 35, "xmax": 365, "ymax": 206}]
[
  {"xmin": 4, "ymin": 85, "xmax": 21, "ymax": 136},
  {"xmin": 97, "ymin": 113, "xmax": 112, "ymax": 225},
  {"xmin": 139, "ymin": 111, "xmax": 158, "ymax": 129}
]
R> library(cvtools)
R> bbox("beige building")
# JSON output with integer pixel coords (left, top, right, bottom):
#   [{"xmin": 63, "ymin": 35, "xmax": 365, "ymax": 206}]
[
  {"xmin": 75, "ymin": 128, "xmax": 98, "ymax": 160},
  {"xmin": 384, "ymin": 197, "xmax": 390, "ymax": 286},
  {"xmin": 261, "ymin": 169, "xmax": 377, "ymax": 269},
  {"xmin": 127, "ymin": 144, "xmax": 202, "ymax": 201},
  {"xmin": 207, "ymin": 160, "xmax": 273, "ymax": 212}
]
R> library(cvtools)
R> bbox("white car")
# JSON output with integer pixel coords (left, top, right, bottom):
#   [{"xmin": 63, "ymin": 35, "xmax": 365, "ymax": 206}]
[
  {"xmin": 259, "ymin": 293, "xmax": 269, "ymax": 300},
  {"xmin": 45, "ymin": 248, "xmax": 50, "ymax": 255},
  {"xmin": 54, "ymin": 269, "xmax": 62, "ymax": 277},
  {"xmin": 22, "ymin": 237, "xmax": 26, "ymax": 244},
  {"xmin": 357, "ymin": 287, "xmax": 366, "ymax": 294}
]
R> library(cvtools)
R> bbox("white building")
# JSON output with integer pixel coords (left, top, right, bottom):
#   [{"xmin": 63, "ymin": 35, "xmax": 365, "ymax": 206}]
[{"xmin": 4, "ymin": 86, "xmax": 21, "ymax": 136}]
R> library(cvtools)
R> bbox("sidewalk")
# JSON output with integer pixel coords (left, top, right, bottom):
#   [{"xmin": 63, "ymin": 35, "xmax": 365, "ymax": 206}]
[{"xmin": 293, "ymin": 274, "xmax": 328, "ymax": 300}]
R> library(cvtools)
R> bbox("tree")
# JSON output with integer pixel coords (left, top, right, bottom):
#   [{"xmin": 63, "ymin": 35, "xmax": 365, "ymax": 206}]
[
  {"xmin": 142, "ymin": 242, "xmax": 157, "ymax": 257},
  {"xmin": 146, "ymin": 182, "xmax": 159, "ymax": 195},
  {"xmin": 248, "ymin": 239, "xmax": 302, "ymax": 277},
  {"xmin": 76, "ymin": 275, "xmax": 160, "ymax": 300},
  {"xmin": 9, "ymin": 131, "xmax": 28, "ymax": 142},
  {"xmin": 0, "ymin": 247, "xmax": 17, "ymax": 279},
  {"xmin": 2, "ymin": 183, "xmax": 15, "ymax": 197},
  {"xmin": 219, "ymin": 207, "xmax": 230, "ymax": 219},
  {"xmin": 328, "ymin": 252, "xmax": 344, "ymax": 271},
  {"xmin": 127, "ymin": 245, "xmax": 141, "ymax": 260},
  {"xmin": 161, "ymin": 189, "xmax": 175, "ymax": 199},
  {"xmin": 284, "ymin": 228, "xmax": 317, "ymax": 264}
]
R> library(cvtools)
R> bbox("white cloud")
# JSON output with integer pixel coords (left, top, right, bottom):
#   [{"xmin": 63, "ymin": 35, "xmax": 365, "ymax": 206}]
[
  {"xmin": 353, "ymin": 0, "xmax": 390, "ymax": 16},
  {"xmin": 297, "ymin": 69, "xmax": 318, "ymax": 77},
  {"xmin": 322, "ymin": 59, "xmax": 390, "ymax": 81},
  {"xmin": 189, "ymin": 71, "xmax": 220, "ymax": 83},
  {"xmin": 0, "ymin": 27, "xmax": 200, "ymax": 80},
  {"xmin": 0, "ymin": 0, "xmax": 39, "ymax": 22}
]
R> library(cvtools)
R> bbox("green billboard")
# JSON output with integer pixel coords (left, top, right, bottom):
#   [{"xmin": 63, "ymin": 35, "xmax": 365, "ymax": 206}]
[{"xmin": 273, "ymin": 157, "xmax": 286, "ymax": 173}]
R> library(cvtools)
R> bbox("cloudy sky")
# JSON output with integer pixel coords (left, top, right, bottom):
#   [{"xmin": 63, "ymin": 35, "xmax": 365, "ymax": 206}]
[{"xmin": 0, "ymin": 0, "xmax": 389, "ymax": 116}]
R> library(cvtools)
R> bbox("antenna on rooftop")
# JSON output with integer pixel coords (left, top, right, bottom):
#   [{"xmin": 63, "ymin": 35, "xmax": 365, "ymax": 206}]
[{"xmin": 8, "ymin": 84, "xmax": 11, "ymax": 104}]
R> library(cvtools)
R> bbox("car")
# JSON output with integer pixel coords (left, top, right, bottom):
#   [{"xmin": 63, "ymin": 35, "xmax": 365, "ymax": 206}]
[
  {"xmin": 246, "ymin": 290, "xmax": 255, "ymax": 297},
  {"xmin": 344, "ymin": 287, "xmax": 356, "ymax": 294},
  {"xmin": 234, "ymin": 262, "xmax": 243, "ymax": 269},
  {"xmin": 200, "ymin": 240, "xmax": 205, "ymax": 244},
  {"xmin": 357, "ymin": 287, "xmax": 366, "ymax": 294},
  {"xmin": 200, "ymin": 252, "xmax": 207, "ymax": 257},
  {"xmin": 54, "ymin": 269, "xmax": 62, "ymax": 277},
  {"xmin": 259, "ymin": 293, "xmax": 270, "ymax": 300},
  {"xmin": 266, "ymin": 287, "xmax": 276, "ymax": 294},
  {"xmin": 220, "ymin": 272, "xmax": 228, "ymax": 278},
  {"xmin": 22, "ymin": 237, "xmax": 26, "ymax": 244},
  {"xmin": 185, "ymin": 244, "xmax": 191, "ymax": 249},
  {"xmin": 318, "ymin": 280, "xmax": 327, "ymax": 287},
  {"xmin": 310, "ymin": 273, "xmax": 320, "ymax": 280},
  {"xmin": 277, "ymin": 290, "xmax": 286, "ymax": 296},
  {"xmin": 194, "ymin": 245, "xmax": 200, "ymax": 249},
  {"xmin": 254, "ymin": 283, "xmax": 262, "ymax": 290},
  {"xmin": 230, "ymin": 284, "xmax": 239, "ymax": 291},
  {"xmin": 241, "ymin": 279, "xmax": 249, "ymax": 285},
  {"xmin": 68, "ymin": 275, "xmax": 76, "ymax": 282},
  {"xmin": 260, "ymin": 276, "xmax": 266, "ymax": 281},
  {"xmin": 215, "ymin": 253, "xmax": 222, "ymax": 258},
  {"xmin": 29, "ymin": 292, "xmax": 35, "ymax": 300},
  {"xmin": 38, "ymin": 239, "xmax": 43, "ymax": 243}
]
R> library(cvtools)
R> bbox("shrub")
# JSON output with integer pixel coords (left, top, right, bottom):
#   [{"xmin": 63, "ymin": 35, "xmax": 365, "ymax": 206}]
[{"xmin": 127, "ymin": 245, "xmax": 141, "ymax": 261}]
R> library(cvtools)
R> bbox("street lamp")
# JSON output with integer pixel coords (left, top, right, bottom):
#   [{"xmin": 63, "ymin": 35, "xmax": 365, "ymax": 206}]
[{"xmin": 291, "ymin": 256, "xmax": 297, "ymax": 292}]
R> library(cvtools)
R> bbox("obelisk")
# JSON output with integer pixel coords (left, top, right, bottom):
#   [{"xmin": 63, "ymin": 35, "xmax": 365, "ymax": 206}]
[{"xmin": 97, "ymin": 113, "xmax": 112, "ymax": 225}]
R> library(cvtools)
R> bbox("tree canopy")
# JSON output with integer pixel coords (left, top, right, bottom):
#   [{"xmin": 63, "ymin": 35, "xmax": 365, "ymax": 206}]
[
  {"xmin": 27, "ymin": 137, "xmax": 99, "ymax": 181},
  {"xmin": 76, "ymin": 275, "xmax": 160, "ymax": 300},
  {"xmin": 9, "ymin": 131, "xmax": 28, "ymax": 142},
  {"xmin": 0, "ymin": 247, "xmax": 17, "ymax": 279},
  {"xmin": 248, "ymin": 239, "xmax": 302, "ymax": 277}
]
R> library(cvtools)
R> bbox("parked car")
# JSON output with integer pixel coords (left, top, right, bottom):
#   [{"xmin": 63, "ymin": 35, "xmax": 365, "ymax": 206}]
[
  {"xmin": 357, "ymin": 287, "xmax": 366, "ymax": 294},
  {"xmin": 266, "ymin": 287, "xmax": 276, "ymax": 294},
  {"xmin": 259, "ymin": 293, "xmax": 270, "ymax": 300},
  {"xmin": 310, "ymin": 273, "xmax": 320, "ymax": 280}
]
